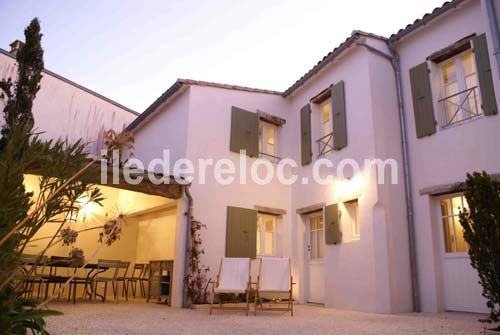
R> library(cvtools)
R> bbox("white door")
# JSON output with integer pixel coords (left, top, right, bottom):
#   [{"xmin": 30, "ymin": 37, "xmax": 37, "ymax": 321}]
[
  {"xmin": 438, "ymin": 194, "xmax": 488, "ymax": 313},
  {"xmin": 306, "ymin": 213, "xmax": 325, "ymax": 304}
]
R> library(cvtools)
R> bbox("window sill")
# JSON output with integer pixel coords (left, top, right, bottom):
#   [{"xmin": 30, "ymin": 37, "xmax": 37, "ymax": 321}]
[{"xmin": 443, "ymin": 252, "xmax": 469, "ymax": 259}]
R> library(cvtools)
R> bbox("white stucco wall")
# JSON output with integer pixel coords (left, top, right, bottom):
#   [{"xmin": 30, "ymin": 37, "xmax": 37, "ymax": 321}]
[
  {"xmin": 132, "ymin": 87, "xmax": 191, "ymax": 169},
  {"xmin": 396, "ymin": 0, "xmax": 499, "ymax": 313},
  {"xmin": 286, "ymin": 41, "xmax": 411, "ymax": 313},
  {"xmin": 184, "ymin": 85, "xmax": 291, "ymax": 285},
  {"xmin": 0, "ymin": 50, "xmax": 137, "ymax": 154}
]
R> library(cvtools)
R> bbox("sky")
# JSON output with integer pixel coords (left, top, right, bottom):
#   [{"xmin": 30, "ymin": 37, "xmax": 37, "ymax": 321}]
[{"xmin": 0, "ymin": 0, "xmax": 447, "ymax": 113}]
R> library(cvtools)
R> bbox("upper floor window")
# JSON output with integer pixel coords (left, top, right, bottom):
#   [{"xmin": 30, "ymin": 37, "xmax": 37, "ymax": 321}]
[
  {"xmin": 256, "ymin": 214, "xmax": 276, "ymax": 256},
  {"xmin": 439, "ymin": 49, "xmax": 481, "ymax": 127},
  {"xmin": 259, "ymin": 121, "xmax": 279, "ymax": 162},
  {"xmin": 317, "ymin": 100, "xmax": 334, "ymax": 156},
  {"xmin": 440, "ymin": 194, "xmax": 468, "ymax": 253}
]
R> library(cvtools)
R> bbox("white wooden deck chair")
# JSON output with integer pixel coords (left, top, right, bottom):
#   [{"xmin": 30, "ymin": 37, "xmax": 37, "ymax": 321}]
[
  {"xmin": 254, "ymin": 257, "xmax": 294, "ymax": 316},
  {"xmin": 209, "ymin": 257, "xmax": 251, "ymax": 315}
]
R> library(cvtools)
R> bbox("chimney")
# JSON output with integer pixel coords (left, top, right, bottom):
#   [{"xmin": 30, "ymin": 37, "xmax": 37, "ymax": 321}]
[{"xmin": 9, "ymin": 40, "xmax": 24, "ymax": 56}]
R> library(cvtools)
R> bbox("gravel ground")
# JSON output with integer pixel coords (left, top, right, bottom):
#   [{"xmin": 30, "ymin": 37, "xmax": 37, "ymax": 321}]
[{"xmin": 45, "ymin": 301, "xmax": 485, "ymax": 335}]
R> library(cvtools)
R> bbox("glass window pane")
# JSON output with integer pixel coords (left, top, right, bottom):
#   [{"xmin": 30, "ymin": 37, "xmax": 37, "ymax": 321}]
[
  {"xmin": 265, "ymin": 231, "xmax": 274, "ymax": 255},
  {"xmin": 318, "ymin": 230, "xmax": 324, "ymax": 259},
  {"xmin": 322, "ymin": 104, "xmax": 330, "ymax": 122},
  {"xmin": 322, "ymin": 103, "xmax": 331, "ymax": 136},
  {"xmin": 442, "ymin": 61, "xmax": 457, "ymax": 84},
  {"xmin": 258, "ymin": 123, "xmax": 263, "ymax": 153},
  {"xmin": 256, "ymin": 219, "xmax": 262, "ymax": 254},
  {"xmin": 265, "ymin": 219, "xmax": 274, "ymax": 232},
  {"xmin": 452, "ymin": 196, "xmax": 464, "ymax": 215},
  {"xmin": 310, "ymin": 217, "xmax": 317, "ymax": 231},
  {"xmin": 454, "ymin": 218, "xmax": 467, "ymax": 252},
  {"xmin": 318, "ymin": 216, "xmax": 324, "ymax": 229},
  {"xmin": 440, "ymin": 199, "xmax": 452, "ymax": 217},
  {"xmin": 266, "ymin": 143, "xmax": 275, "ymax": 157},
  {"xmin": 461, "ymin": 52, "xmax": 476, "ymax": 76},
  {"xmin": 462, "ymin": 196, "xmax": 469, "ymax": 210},
  {"xmin": 310, "ymin": 231, "xmax": 317, "ymax": 259},
  {"xmin": 442, "ymin": 216, "xmax": 455, "ymax": 253},
  {"xmin": 266, "ymin": 126, "xmax": 275, "ymax": 145},
  {"xmin": 354, "ymin": 202, "xmax": 360, "ymax": 237}
]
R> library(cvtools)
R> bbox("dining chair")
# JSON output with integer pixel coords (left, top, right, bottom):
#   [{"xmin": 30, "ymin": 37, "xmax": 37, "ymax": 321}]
[
  {"xmin": 47, "ymin": 256, "xmax": 72, "ymax": 300},
  {"xmin": 126, "ymin": 263, "xmax": 146, "ymax": 299},
  {"xmin": 139, "ymin": 263, "xmax": 150, "ymax": 298},
  {"xmin": 20, "ymin": 254, "xmax": 48, "ymax": 299},
  {"xmin": 116, "ymin": 261, "xmax": 130, "ymax": 301},
  {"xmin": 92, "ymin": 259, "xmax": 121, "ymax": 303}
]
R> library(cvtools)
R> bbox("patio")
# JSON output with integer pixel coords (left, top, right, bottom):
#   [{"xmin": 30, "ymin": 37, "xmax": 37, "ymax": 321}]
[{"xmin": 46, "ymin": 302, "xmax": 485, "ymax": 335}]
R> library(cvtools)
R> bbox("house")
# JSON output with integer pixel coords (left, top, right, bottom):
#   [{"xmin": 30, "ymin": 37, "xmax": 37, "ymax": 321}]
[
  {"xmin": 127, "ymin": 0, "xmax": 500, "ymax": 313},
  {"xmin": 2, "ymin": 0, "xmax": 498, "ymax": 313}
]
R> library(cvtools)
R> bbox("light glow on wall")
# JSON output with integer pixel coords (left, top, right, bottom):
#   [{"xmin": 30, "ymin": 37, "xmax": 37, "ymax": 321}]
[{"xmin": 337, "ymin": 174, "xmax": 362, "ymax": 202}]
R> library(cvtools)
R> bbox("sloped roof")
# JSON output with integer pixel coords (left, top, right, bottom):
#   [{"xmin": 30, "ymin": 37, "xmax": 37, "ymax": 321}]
[
  {"xmin": 389, "ymin": 0, "xmax": 468, "ymax": 41},
  {"xmin": 0, "ymin": 48, "xmax": 139, "ymax": 116},
  {"xmin": 126, "ymin": 78, "xmax": 281, "ymax": 131}
]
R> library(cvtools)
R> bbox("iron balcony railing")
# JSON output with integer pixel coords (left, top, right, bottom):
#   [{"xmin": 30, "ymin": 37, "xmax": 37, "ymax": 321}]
[
  {"xmin": 439, "ymin": 86, "xmax": 480, "ymax": 127},
  {"xmin": 259, "ymin": 152, "xmax": 281, "ymax": 163},
  {"xmin": 316, "ymin": 132, "xmax": 334, "ymax": 157}
]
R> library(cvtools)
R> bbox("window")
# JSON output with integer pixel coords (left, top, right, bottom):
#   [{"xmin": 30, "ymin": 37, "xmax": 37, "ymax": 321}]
[
  {"xmin": 345, "ymin": 200, "xmax": 360, "ymax": 239},
  {"xmin": 440, "ymin": 195, "xmax": 468, "ymax": 253},
  {"xmin": 256, "ymin": 214, "xmax": 276, "ymax": 256},
  {"xmin": 309, "ymin": 213, "xmax": 324, "ymax": 260},
  {"xmin": 258, "ymin": 121, "xmax": 278, "ymax": 162},
  {"xmin": 439, "ymin": 49, "xmax": 481, "ymax": 126},
  {"xmin": 321, "ymin": 101, "xmax": 332, "ymax": 137},
  {"xmin": 317, "ymin": 100, "xmax": 334, "ymax": 156}
]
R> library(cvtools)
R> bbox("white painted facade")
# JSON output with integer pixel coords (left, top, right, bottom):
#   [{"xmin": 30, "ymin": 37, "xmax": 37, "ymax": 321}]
[
  {"xmin": 130, "ymin": 0, "xmax": 500, "ymax": 314},
  {"xmin": 396, "ymin": 0, "xmax": 500, "ymax": 313}
]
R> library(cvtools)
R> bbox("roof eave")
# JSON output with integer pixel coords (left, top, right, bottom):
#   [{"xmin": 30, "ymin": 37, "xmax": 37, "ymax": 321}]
[{"xmin": 389, "ymin": 0, "xmax": 468, "ymax": 43}]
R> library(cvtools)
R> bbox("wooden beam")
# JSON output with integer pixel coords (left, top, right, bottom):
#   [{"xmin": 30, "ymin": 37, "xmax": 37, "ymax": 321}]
[
  {"xmin": 257, "ymin": 110, "xmax": 286, "ymax": 126},
  {"xmin": 296, "ymin": 202, "xmax": 325, "ymax": 215},
  {"xmin": 254, "ymin": 205, "xmax": 286, "ymax": 216}
]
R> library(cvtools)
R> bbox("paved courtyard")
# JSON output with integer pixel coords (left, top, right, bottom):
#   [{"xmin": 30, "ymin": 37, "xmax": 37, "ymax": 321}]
[{"xmin": 45, "ymin": 301, "xmax": 486, "ymax": 335}]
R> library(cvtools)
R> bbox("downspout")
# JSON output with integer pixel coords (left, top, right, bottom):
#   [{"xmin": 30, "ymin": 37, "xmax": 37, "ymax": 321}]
[
  {"xmin": 355, "ymin": 38, "xmax": 421, "ymax": 312},
  {"xmin": 486, "ymin": 0, "xmax": 500, "ymax": 72},
  {"xmin": 182, "ymin": 183, "xmax": 193, "ymax": 308}
]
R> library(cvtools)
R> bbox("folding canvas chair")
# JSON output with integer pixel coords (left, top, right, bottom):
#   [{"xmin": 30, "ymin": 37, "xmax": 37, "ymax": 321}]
[
  {"xmin": 254, "ymin": 257, "xmax": 294, "ymax": 316},
  {"xmin": 209, "ymin": 257, "xmax": 251, "ymax": 315}
]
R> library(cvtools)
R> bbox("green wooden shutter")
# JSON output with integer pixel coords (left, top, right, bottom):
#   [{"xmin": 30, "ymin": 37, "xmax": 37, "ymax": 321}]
[
  {"xmin": 325, "ymin": 203, "xmax": 341, "ymax": 245},
  {"xmin": 300, "ymin": 104, "xmax": 312, "ymax": 166},
  {"xmin": 473, "ymin": 34, "xmax": 498, "ymax": 115},
  {"xmin": 225, "ymin": 206, "xmax": 257, "ymax": 258},
  {"xmin": 409, "ymin": 62, "xmax": 436, "ymax": 138},
  {"xmin": 331, "ymin": 81, "xmax": 347, "ymax": 150},
  {"xmin": 229, "ymin": 107, "xmax": 259, "ymax": 157}
]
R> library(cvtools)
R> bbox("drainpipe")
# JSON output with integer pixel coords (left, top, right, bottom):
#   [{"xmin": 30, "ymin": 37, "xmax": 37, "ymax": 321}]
[
  {"xmin": 354, "ymin": 38, "xmax": 421, "ymax": 312},
  {"xmin": 182, "ymin": 183, "xmax": 193, "ymax": 308},
  {"xmin": 486, "ymin": 0, "xmax": 500, "ymax": 72}
]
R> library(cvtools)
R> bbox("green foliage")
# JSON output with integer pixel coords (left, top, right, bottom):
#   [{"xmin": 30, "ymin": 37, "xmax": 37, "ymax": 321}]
[
  {"xmin": 0, "ymin": 18, "xmax": 44, "ymax": 149},
  {"xmin": 0, "ymin": 285, "xmax": 62, "ymax": 335},
  {"xmin": 184, "ymin": 218, "xmax": 210, "ymax": 305},
  {"xmin": 459, "ymin": 172, "xmax": 500, "ymax": 328},
  {"xmin": 0, "ymin": 18, "xmax": 103, "ymax": 334}
]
